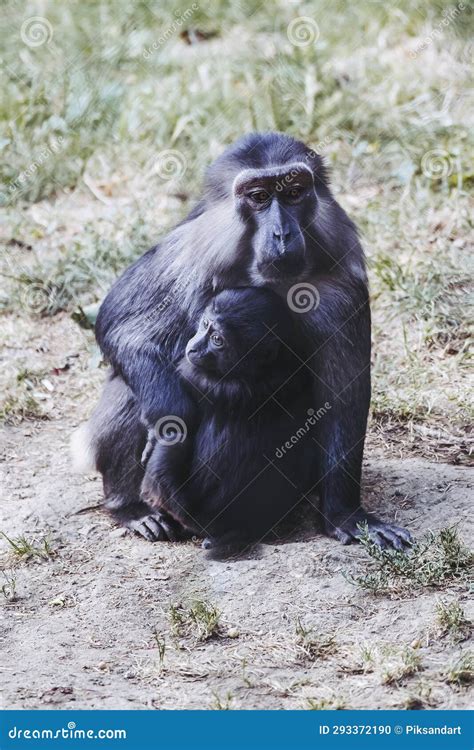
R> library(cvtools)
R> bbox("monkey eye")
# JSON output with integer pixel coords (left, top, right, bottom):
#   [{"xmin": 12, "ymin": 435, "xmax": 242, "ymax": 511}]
[
  {"xmin": 202, "ymin": 318, "xmax": 210, "ymax": 329},
  {"xmin": 211, "ymin": 333, "xmax": 224, "ymax": 348},
  {"xmin": 247, "ymin": 189, "xmax": 270, "ymax": 206},
  {"xmin": 286, "ymin": 185, "xmax": 304, "ymax": 201}
]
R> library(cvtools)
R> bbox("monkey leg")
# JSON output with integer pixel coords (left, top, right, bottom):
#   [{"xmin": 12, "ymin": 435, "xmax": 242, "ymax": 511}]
[{"xmin": 73, "ymin": 372, "xmax": 188, "ymax": 542}]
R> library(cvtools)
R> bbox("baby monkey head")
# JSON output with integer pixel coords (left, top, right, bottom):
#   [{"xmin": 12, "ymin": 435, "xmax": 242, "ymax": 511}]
[{"xmin": 184, "ymin": 287, "xmax": 294, "ymax": 382}]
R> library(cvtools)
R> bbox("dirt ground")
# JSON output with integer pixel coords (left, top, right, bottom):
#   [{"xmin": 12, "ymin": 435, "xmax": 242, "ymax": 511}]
[{"xmin": 0, "ymin": 315, "xmax": 472, "ymax": 710}]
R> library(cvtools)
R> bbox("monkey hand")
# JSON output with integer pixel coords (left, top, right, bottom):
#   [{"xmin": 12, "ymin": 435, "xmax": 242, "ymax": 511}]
[{"xmin": 325, "ymin": 510, "xmax": 413, "ymax": 550}]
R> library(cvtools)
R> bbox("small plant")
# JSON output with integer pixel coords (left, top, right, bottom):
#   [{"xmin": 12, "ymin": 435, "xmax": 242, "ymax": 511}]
[
  {"xmin": 444, "ymin": 652, "xmax": 473, "ymax": 686},
  {"xmin": 295, "ymin": 618, "xmax": 337, "ymax": 662},
  {"xmin": 436, "ymin": 599, "xmax": 471, "ymax": 642},
  {"xmin": 0, "ymin": 532, "xmax": 55, "ymax": 561},
  {"xmin": 305, "ymin": 695, "xmax": 345, "ymax": 710},
  {"xmin": 188, "ymin": 600, "xmax": 221, "ymax": 641},
  {"xmin": 169, "ymin": 604, "xmax": 187, "ymax": 636},
  {"xmin": 211, "ymin": 691, "xmax": 233, "ymax": 710},
  {"xmin": 359, "ymin": 644, "xmax": 376, "ymax": 672},
  {"xmin": 241, "ymin": 658, "xmax": 253, "ymax": 688},
  {"xmin": 401, "ymin": 679, "xmax": 438, "ymax": 710},
  {"xmin": 382, "ymin": 646, "xmax": 422, "ymax": 686},
  {"xmin": 346, "ymin": 525, "xmax": 473, "ymax": 595},
  {"xmin": 1, "ymin": 570, "xmax": 17, "ymax": 601},
  {"xmin": 169, "ymin": 600, "xmax": 222, "ymax": 642},
  {"xmin": 153, "ymin": 631, "xmax": 166, "ymax": 670}
]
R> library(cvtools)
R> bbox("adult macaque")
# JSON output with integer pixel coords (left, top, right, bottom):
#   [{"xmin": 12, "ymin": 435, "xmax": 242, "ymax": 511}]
[{"xmin": 73, "ymin": 132, "xmax": 412, "ymax": 550}]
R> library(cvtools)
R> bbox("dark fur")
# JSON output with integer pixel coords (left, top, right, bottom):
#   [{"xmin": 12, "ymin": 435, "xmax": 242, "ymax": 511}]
[
  {"xmin": 141, "ymin": 287, "xmax": 316, "ymax": 549},
  {"xmin": 85, "ymin": 132, "xmax": 411, "ymax": 549}
]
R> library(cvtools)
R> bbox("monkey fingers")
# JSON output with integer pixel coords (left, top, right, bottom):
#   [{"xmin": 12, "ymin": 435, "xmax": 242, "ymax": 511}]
[
  {"xmin": 127, "ymin": 513, "xmax": 169, "ymax": 542},
  {"xmin": 327, "ymin": 512, "xmax": 413, "ymax": 550}
]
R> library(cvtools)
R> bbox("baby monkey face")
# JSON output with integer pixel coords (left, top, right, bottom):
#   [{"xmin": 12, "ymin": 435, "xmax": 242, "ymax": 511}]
[
  {"xmin": 185, "ymin": 307, "xmax": 234, "ymax": 376},
  {"xmin": 185, "ymin": 288, "xmax": 288, "ymax": 381}
]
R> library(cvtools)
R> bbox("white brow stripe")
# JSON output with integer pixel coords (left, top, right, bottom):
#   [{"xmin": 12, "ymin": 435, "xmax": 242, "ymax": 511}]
[{"xmin": 233, "ymin": 161, "xmax": 313, "ymax": 193}]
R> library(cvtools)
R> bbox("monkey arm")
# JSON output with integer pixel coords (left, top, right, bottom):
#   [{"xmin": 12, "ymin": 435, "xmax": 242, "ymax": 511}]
[
  {"xmin": 302, "ymin": 269, "xmax": 376, "ymax": 539},
  {"xmin": 95, "ymin": 248, "xmax": 197, "ymax": 428},
  {"xmin": 303, "ymin": 271, "xmax": 370, "ymax": 341}
]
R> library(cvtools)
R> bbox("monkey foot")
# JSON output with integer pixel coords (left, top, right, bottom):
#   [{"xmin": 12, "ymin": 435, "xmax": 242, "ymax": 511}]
[
  {"xmin": 325, "ymin": 511, "xmax": 413, "ymax": 550},
  {"xmin": 109, "ymin": 501, "xmax": 186, "ymax": 542},
  {"xmin": 128, "ymin": 511, "xmax": 189, "ymax": 542}
]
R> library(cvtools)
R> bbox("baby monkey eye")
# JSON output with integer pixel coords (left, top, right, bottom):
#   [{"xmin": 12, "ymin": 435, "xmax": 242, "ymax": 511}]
[
  {"xmin": 211, "ymin": 333, "xmax": 224, "ymax": 348},
  {"xmin": 202, "ymin": 318, "xmax": 210, "ymax": 329}
]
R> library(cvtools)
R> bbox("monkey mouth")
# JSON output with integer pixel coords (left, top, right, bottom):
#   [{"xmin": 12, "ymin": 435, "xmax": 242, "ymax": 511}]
[
  {"xmin": 256, "ymin": 263, "xmax": 307, "ymax": 285},
  {"xmin": 256, "ymin": 253, "xmax": 307, "ymax": 283}
]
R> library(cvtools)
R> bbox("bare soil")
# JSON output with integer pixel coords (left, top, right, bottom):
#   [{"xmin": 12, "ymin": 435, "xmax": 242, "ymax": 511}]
[{"xmin": 0, "ymin": 314, "xmax": 472, "ymax": 710}]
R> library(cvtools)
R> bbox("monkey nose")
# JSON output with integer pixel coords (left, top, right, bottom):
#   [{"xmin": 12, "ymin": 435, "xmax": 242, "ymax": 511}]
[{"xmin": 273, "ymin": 226, "xmax": 290, "ymax": 240}]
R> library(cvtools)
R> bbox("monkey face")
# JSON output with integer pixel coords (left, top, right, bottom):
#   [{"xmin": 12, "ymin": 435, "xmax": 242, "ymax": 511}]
[
  {"xmin": 185, "ymin": 314, "xmax": 230, "ymax": 376},
  {"xmin": 233, "ymin": 162, "xmax": 317, "ymax": 282},
  {"xmin": 184, "ymin": 289, "xmax": 287, "ymax": 383}
]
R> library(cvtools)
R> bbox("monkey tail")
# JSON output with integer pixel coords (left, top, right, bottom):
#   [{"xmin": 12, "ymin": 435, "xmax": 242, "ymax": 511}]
[{"xmin": 70, "ymin": 423, "xmax": 98, "ymax": 473}]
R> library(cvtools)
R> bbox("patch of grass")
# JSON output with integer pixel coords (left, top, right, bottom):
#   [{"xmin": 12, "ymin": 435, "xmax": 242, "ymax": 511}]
[
  {"xmin": 359, "ymin": 644, "xmax": 376, "ymax": 672},
  {"xmin": 0, "ymin": 392, "xmax": 46, "ymax": 425},
  {"xmin": 169, "ymin": 603, "xmax": 187, "ymax": 636},
  {"xmin": 400, "ymin": 681, "xmax": 437, "ymax": 710},
  {"xmin": 381, "ymin": 646, "xmax": 422, "ymax": 686},
  {"xmin": 295, "ymin": 618, "xmax": 337, "ymax": 662},
  {"xmin": 0, "ymin": 220, "xmax": 153, "ymax": 315},
  {"xmin": 0, "ymin": 367, "xmax": 59, "ymax": 425},
  {"xmin": 210, "ymin": 691, "xmax": 233, "ymax": 710},
  {"xmin": 305, "ymin": 696, "xmax": 345, "ymax": 710},
  {"xmin": 169, "ymin": 600, "xmax": 222, "ymax": 642},
  {"xmin": 347, "ymin": 526, "xmax": 473, "ymax": 595},
  {"xmin": 0, "ymin": 532, "xmax": 55, "ymax": 562},
  {"xmin": 444, "ymin": 651, "xmax": 474, "ymax": 686},
  {"xmin": 436, "ymin": 599, "xmax": 472, "ymax": 643}
]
